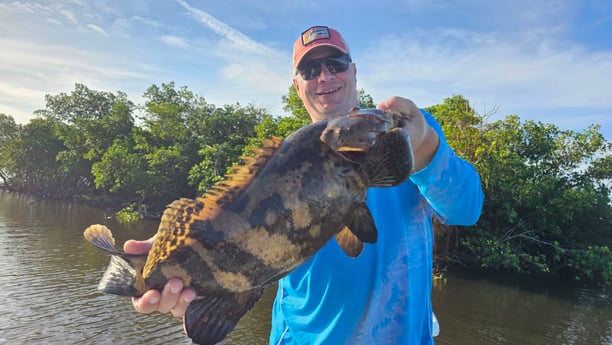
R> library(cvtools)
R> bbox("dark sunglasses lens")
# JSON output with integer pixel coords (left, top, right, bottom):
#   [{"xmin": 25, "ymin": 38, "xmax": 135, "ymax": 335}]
[
  {"xmin": 300, "ymin": 64, "xmax": 322, "ymax": 80},
  {"xmin": 299, "ymin": 54, "xmax": 350, "ymax": 80},
  {"xmin": 325, "ymin": 56, "xmax": 349, "ymax": 74}
]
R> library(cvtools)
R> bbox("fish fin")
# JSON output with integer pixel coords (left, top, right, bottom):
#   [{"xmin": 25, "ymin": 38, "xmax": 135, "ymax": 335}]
[
  {"xmin": 362, "ymin": 128, "xmax": 413, "ymax": 187},
  {"xmin": 335, "ymin": 204, "xmax": 377, "ymax": 257},
  {"xmin": 84, "ymin": 224, "xmax": 147, "ymax": 296},
  {"xmin": 145, "ymin": 137, "xmax": 284, "ymax": 276},
  {"xmin": 335, "ymin": 226, "xmax": 364, "ymax": 258},
  {"xmin": 96, "ymin": 254, "xmax": 143, "ymax": 296},
  {"xmin": 83, "ymin": 224, "xmax": 120, "ymax": 255},
  {"xmin": 208, "ymin": 136, "xmax": 283, "ymax": 209},
  {"xmin": 146, "ymin": 197, "xmax": 204, "ymax": 275},
  {"xmin": 347, "ymin": 203, "xmax": 378, "ymax": 244},
  {"xmin": 184, "ymin": 288, "xmax": 266, "ymax": 345}
]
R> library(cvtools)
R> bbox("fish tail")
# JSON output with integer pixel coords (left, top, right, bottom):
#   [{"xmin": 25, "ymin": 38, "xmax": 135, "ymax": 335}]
[
  {"xmin": 97, "ymin": 254, "xmax": 145, "ymax": 297},
  {"xmin": 83, "ymin": 224, "xmax": 120, "ymax": 254},
  {"xmin": 84, "ymin": 224, "xmax": 147, "ymax": 297}
]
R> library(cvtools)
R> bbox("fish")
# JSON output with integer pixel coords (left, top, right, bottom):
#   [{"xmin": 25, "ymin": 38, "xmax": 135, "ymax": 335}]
[{"xmin": 83, "ymin": 108, "xmax": 414, "ymax": 345}]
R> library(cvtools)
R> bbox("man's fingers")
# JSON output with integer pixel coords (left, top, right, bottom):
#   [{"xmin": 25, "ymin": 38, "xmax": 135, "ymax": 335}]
[
  {"xmin": 124, "ymin": 239, "xmax": 196, "ymax": 318},
  {"xmin": 132, "ymin": 290, "xmax": 162, "ymax": 314},
  {"xmin": 155, "ymin": 279, "xmax": 183, "ymax": 314},
  {"xmin": 377, "ymin": 97, "xmax": 418, "ymax": 121},
  {"xmin": 171, "ymin": 289, "xmax": 197, "ymax": 318},
  {"xmin": 123, "ymin": 239, "xmax": 153, "ymax": 255},
  {"xmin": 160, "ymin": 279, "xmax": 196, "ymax": 317},
  {"xmin": 130, "ymin": 280, "xmax": 196, "ymax": 317}
]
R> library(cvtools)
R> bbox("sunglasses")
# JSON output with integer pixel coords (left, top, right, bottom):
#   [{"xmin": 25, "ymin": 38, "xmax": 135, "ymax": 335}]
[{"xmin": 297, "ymin": 54, "xmax": 352, "ymax": 80}]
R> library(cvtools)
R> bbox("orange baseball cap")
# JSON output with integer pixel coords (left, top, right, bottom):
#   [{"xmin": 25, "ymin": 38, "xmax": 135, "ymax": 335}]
[{"xmin": 292, "ymin": 26, "xmax": 350, "ymax": 69}]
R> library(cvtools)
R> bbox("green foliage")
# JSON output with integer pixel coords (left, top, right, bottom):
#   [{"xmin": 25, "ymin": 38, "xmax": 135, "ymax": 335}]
[
  {"xmin": 92, "ymin": 130, "xmax": 148, "ymax": 197},
  {"xmin": 116, "ymin": 204, "xmax": 145, "ymax": 224},
  {"xmin": 427, "ymin": 95, "xmax": 612, "ymax": 284},
  {"xmin": 7, "ymin": 117, "xmax": 66, "ymax": 196},
  {"xmin": 425, "ymin": 95, "xmax": 483, "ymax": 160},
  {"xmin": 0, "ymin": 114, "xmax": 20, "ymax": 186},
  {"xmin": 14, "ymin": 83, "xmax": 138, "ymax": 198},
  {"xmin": 281, "ymin": 85, "xmax": 310, "ymax": 122},
  {"xmin": 93, "ymin": 82, "xmax": 269, "ymax": 210},
  {"xmin": 2, "ymin": 83, "xmax": 610, "ymax": 285},
  {"xmin": 357, "ymin": 89, "xmax": 376, "ymax": 108},
  {"xmin": 187, "ymin": 103, "xmax": 270, "ymax": 194},
  {"xmin": 566, "ymin": 246, "xmax": 612, "ymax": 283}
]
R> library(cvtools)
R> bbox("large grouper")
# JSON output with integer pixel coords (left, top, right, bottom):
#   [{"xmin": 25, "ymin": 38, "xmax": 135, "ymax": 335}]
[{"xmin": 84, "ymin": 108, "xmax": 414, "ymax": 344}]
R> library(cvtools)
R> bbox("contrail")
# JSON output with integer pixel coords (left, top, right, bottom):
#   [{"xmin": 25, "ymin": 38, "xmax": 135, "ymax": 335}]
[{"xmin": 175, "ymin": 0, "xmax": 279, "ymax": 57}]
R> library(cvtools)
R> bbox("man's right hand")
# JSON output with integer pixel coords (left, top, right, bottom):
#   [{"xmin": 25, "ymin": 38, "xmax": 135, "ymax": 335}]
[{"xmin": 124, "ymin": 238, "xmax": 197, "ymax": 317}]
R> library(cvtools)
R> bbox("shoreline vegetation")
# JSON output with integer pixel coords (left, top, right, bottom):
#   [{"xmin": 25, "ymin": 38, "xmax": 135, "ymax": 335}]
[{"xmin": 1, "ymin": 82, "xmax": 610, "ymax": 285}]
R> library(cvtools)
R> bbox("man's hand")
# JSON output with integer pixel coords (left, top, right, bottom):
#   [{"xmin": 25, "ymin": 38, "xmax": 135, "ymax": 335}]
[
  {"xmin": 377, "ymin": 96, "xmax": 440, "ymax": 171},
  {"xmin": 124, "ymin": 238, "xmax": 197, "ymax": 317}
]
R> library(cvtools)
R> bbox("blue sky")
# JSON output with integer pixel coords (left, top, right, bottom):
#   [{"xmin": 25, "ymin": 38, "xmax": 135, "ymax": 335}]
[{"xmin": 1, "ymin": 0, "xmax": 611, "ymax": 140}]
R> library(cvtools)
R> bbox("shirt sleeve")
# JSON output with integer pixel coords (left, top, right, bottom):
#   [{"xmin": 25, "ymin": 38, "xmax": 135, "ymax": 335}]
[{"xmin": 409, "ymin": 109, "xmax": 484, "ymax": 226}]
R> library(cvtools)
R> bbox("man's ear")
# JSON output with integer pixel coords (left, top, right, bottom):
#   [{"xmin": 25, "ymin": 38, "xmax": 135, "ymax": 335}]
[{"xmin": 293, "ymin": 78, "xmax": 300, "ymax": 92}]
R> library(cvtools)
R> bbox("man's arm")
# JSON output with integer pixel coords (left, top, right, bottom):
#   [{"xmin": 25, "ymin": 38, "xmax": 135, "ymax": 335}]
[{"xmin": 378, "ymin": 96, "xmax": 484, "ymax": 225}]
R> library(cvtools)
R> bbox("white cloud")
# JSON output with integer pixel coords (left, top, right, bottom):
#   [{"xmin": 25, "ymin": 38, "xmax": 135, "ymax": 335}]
[
  {"xmin": 359, "ymin": 28, "xmax": 612, "ymax": 111},
  {"xmin": 131, "ymin": 15, "xmax": 163, "ymax": 28},
  {"xmin": 173, "ymin": 1, "xmax": 290, "ymax": 112},
  {"xmin": 7, "ymin": 1, "xmax": 45, "ymax": 14},
  {"xmin": 0, "ymin": 38, "xmax": 160, "ymax": 123},
  {"xmin": 60, "ymin": 9, "xmax": 78, "ymax": 24},
  {"xmin": 47, "ymin": 18, "xmax": 62, "ymax": 25},
  {"xmin": 160, "ymin": 35, "xmax": 188, "ymax": 48},
  {"xmin": 0, "ymin": 0, "xmax": 608, "ymax": 139},
  {"xmin": 87, "ymin": 23, "xmax": 107, "ymax": 36}
]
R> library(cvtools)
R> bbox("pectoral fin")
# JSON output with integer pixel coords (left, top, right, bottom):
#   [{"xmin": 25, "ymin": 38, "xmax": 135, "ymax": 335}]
[
  {"xmin": 362, "ymin": 128, "xmax": 413, "ymax": 187},
  {"xmin": 335, "ymin": 204, "xmax": 378, "ymax": 257},
  {"xmin": 335, "ymin": 226, "xmax": 363, "ymax": 257},
  {"xmin": 184, "ymin": 287, "xmax": 266, "ymax": 345}
]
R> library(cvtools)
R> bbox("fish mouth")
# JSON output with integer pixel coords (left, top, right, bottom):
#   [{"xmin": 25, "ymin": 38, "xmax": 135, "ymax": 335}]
[{"xmin": 336, "ymin": 147, "xmax": 367, "ymax": 163}]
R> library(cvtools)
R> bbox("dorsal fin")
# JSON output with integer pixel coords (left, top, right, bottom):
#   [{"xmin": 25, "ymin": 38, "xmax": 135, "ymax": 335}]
[
  {"xmin": 145, "ymin": 137, "xmax": 284, "ymax": 272},
  {"xmin": 204, "ymin": 136, "xmax": 283, "ymax": 209}
]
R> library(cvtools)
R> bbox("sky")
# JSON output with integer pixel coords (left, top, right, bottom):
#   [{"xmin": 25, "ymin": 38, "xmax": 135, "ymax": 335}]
[{"xmin": 1, "ymin": 0, "xmax": 611, "ymax": 140}]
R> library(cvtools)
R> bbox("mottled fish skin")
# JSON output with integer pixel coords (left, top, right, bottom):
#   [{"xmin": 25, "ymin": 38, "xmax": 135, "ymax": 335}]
[
  {"xmin": 83, "ymin": 108, "xmax": 414, "ymax": 345},
  {"xmin": 321, "ymin": 108, "xmax": 394, "ymax": 152}
]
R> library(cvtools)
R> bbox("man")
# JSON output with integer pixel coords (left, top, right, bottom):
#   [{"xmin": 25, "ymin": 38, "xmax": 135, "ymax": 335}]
[{"xmin": 127, "ymin": 26, "xmax": 484, "ymax": 344}]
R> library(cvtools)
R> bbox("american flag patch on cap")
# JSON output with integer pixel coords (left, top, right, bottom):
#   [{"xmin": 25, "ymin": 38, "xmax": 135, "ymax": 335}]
[{"xmin": 301, "ymin": 26, "xmax": 330, "ymax": 46}]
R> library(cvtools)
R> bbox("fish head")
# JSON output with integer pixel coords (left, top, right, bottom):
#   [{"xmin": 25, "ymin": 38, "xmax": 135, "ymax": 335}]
[{"xmin": 320, "ymin": 108, "xmax": 395, "ymax": 163}]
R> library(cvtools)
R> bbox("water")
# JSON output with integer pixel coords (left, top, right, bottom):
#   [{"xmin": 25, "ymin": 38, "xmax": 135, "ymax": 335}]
[
  {"xmin": 432, "ymin": 274, "xmax": 611, "ymax": 345},
  {"xmin": 0, "ymin": 190, "xmax": 610, "ymax": 344}
]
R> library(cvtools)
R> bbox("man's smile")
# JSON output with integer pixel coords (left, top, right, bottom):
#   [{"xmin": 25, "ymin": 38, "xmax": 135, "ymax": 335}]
[{"xmin": 316, "ymin": 86, "xmax": 341, "ymax": 95}]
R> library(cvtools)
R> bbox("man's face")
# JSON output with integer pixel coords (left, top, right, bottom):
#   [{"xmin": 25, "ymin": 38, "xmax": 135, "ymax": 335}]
[{"xmin": 293, "ymin": 46, "xmax": 358, "ymax": 123}]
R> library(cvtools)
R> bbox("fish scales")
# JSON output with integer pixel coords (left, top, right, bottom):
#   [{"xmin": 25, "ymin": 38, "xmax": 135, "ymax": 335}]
[{"xmin": 83, "ymin": 108, "xmax": 414, "ymax": 345}]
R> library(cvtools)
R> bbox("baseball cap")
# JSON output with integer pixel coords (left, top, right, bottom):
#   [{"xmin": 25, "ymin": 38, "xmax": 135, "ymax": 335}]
[{"xmin": 292, "ymin": 26, "xmax": 350, "ymax": 70}]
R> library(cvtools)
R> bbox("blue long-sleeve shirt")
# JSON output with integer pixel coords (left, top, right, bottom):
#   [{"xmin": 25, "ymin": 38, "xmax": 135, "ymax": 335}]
[{"xmin": 270, "ymin": 110, "xmax": 484, "ymax": 345}]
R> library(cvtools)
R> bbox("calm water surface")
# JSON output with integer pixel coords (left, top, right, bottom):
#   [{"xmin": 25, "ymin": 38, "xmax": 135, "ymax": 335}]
[{"xmin": 0, "ymin": 191, "xmax": 610, "ymax": 344}]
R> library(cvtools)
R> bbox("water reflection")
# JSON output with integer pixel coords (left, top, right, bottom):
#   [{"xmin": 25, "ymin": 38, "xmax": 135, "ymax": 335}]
[
  {"xmin": 432, "ymin": 272, "xmax": 611, "ymax": 345},
  {"xmin": 0, "ymin": 191, "xmax": 609, "ymax": 345},
  {"xmin": 0, "ymin": 191, "xmax": 272, "ymax": 345}
]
